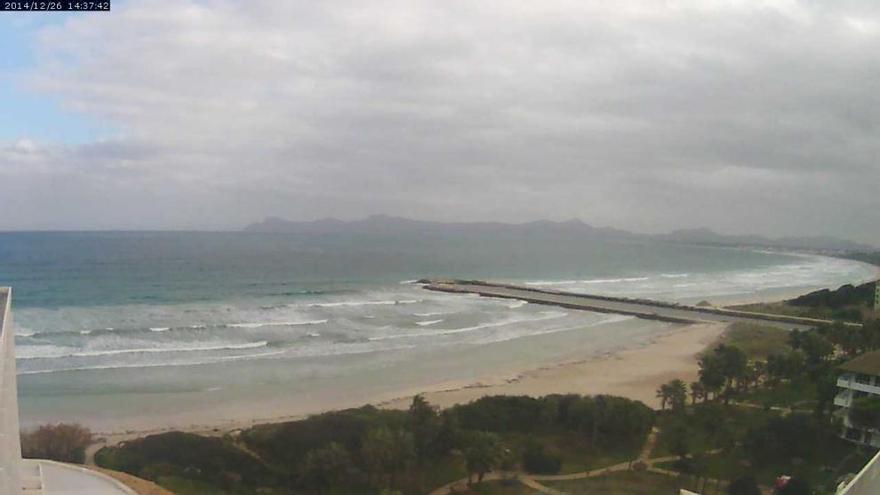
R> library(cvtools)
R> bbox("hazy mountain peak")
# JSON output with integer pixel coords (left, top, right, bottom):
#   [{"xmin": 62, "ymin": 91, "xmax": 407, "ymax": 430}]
[{"xmin": 243, "ymin": 216, "xmax": 874, "ymax": 252}]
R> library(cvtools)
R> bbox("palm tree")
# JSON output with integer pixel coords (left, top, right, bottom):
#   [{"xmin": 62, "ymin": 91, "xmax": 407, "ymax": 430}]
[
  {"xmin": 668, "ymin": 379, "xmax": 688, "ymax": 411},
  {"xmin": 656, "ymin": 383, "xmax": 672, "ymax": 410},
  {"xmin": 690, "ymin": 381, "xmax": 705, "ymax": 405}
]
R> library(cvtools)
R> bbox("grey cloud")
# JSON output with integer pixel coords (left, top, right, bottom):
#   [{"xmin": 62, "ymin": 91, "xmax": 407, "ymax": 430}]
[{"xmin": 0, "ymin": 0, "xmax": 878, "ymax": 243}]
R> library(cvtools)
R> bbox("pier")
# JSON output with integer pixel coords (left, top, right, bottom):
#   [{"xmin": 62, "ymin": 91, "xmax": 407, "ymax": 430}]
[{"xmin": 421, "ymin": 279, "xmax": 852, "ymax": 330}]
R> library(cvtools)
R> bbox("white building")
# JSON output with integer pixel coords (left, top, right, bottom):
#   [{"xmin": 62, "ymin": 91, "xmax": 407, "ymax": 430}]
[
  {"xmin": 837, "ymin": 449, "xmax": 880, "ymax": 495},
  {"xmin": 874, "ymin": 281, "xmax": 880, "ymax": 312},
  {"xmin": 0, "ymin": 288, "xmax": 137, "ymax": 494},
  {"xmin": 835, "ymin": 350, "xmax": 880, "ymax": 447}
]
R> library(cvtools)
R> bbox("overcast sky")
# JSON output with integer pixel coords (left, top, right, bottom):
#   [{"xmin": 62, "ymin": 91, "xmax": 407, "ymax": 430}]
[{"xmin": 1, "ymin": 0, "xmax": 878, "ymax": 244}]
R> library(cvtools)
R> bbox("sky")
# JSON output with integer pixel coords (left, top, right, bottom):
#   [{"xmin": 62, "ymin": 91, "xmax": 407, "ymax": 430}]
[{"xmin": 0, "ymin": 0, "xmax": 879, "ymax": 244}]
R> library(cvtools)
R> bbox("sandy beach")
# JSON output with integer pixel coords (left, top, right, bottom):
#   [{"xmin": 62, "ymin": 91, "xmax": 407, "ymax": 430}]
[
  {"xmin": 89, "ymin": 319, "xmax": 725, "ymax": 457},
  {"xmin": 379, "ymin": 322, "xmax": 725, "ymax": 411}
]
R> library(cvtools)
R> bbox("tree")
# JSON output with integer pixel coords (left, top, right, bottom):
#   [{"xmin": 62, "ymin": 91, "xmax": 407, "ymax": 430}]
[
  {"xmin": 850, "ymin": 396, "xmax": 880, "ymax": 430},
  {"xmin": 656, "ymin": 383, "xmax": 672, "ymax": 410},
  {"xmin": 521, "ymin": 440, "xmax": 561, "ymax": 474},
  {"xmin": 728, "ymin": 474, "xmax": 761, "ymax": 495},
  {"xmin": 300, "ymin": 442, "xmax": 350, "ymax": 495},
  {"xmin": 668, "ymin": 379, "xmax": 688, "ymax": 411},
  {"xmin": 715, "ymin": 345, "xmax": 747, "ymax": 389},
  {"xmin": 462, "ymin": 431, "xmax": 503, "ymax": 485},
  {"xmin": 361, "ymin": 427, "xmax": 415, "ymax": 489},
  {"xmin": 408, "ymin": 395, "xmax": 438, "ymax": 464},
  {"xmin": 698, "ymin": 354, "xmax": 726, "ymax": 401},
  {"xmin": 690, "ymin": 381, "xmax": 706, "ymax": 405},
  {"xmin": 656, "ymin": 379, "xmax": 687, "ymax": 411},
  {"xmin": 433, "ymin": 411, "xmax": 459, "ymax": 457},
  {"xmin": 799, "ymin": 332, "xmax": 833, "ymax": 376},
  {"xmin": 777, "ymin": 477, "xmax": 811, "ymax": 495},
  {"xmin": 662, "ymin": 418, "xmax": 690, "ymax": 459},
  {"xmin": 20, "ymin": 423, "xmax": 93, "ymax": 464}
]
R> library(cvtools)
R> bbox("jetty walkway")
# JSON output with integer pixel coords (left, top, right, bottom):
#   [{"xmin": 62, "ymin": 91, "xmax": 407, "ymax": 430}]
[{"xmin": 421, "ymin": 279, "xmax": 852, "ymax": 330}]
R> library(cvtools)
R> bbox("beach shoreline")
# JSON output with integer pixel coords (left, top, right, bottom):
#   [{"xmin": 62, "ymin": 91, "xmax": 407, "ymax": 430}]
[
  {"xmin": 81, "ymin": 266, "xmax": 879, "ymax": 452},
  {"xmin": 89, "ymin": 319, "xmax": 724, "ymax": 453}
]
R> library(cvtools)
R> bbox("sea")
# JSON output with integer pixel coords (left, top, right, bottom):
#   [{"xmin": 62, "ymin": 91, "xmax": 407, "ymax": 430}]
[{"xmin": 1, "ymin": 231, "xmax": 876, "ymax": 431}]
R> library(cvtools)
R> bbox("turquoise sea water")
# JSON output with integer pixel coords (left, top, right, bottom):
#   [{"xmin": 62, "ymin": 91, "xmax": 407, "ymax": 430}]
[{"xmin": 0, "ymin": 232, "xmax": 875, "ymax": 430}]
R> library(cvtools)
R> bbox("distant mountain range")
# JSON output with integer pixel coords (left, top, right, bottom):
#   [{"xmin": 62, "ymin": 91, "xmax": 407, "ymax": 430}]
[{"xmin": 244, "ymin": 215, "xmax": 875, "ymax": 252}]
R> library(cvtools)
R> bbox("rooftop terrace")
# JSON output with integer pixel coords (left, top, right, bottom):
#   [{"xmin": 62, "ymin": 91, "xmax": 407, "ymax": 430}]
[{"xmin": 1, "ymin": 288, "xmax": 137, "ymax": 495}]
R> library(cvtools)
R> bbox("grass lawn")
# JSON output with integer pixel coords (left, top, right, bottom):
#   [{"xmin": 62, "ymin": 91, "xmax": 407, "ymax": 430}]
[
  {"xmin": 544, "ymin": 471, "xmax": 682, "ymax": 494},
  {"xmin": 713, "ymin": 322, "xmax": 791, "ymax": 360},
  {"xmin": 655, "ymin": 439, "xmax": 877, "ymax": 494},
  {"xmin": 738, "ymin": 380, "xmax": 818, "ymax": 409},
  {"xmin": 500, "ymin": 431, "xmax": 642, "ymax": 474},
  {"xmin": 729, "ymin": 302, "xmax": 869, "ymax": 323},
  {"xmin": 464, "ymin": 479, "xmax": 533, "ymax": 494}
]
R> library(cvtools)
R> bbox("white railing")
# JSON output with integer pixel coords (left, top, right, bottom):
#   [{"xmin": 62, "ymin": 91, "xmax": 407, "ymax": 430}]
[
  {"xmin": 0, "ymin": 288, "xmax": 22, "ymax": 494},
  {"xmin": 835, "ymin": 392, "xmax": 853, "ymax": 408},
  {"xmin": 837, "ymin": 376, "xmax": 880, "ymax": 396},
  {"xmin": 838, "ymin": 449, "xmax": 880, "ymax": 494}
]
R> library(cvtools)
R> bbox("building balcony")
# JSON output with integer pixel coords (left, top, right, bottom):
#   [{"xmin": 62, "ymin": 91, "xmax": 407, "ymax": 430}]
[
  {"xmin": 835, "ymin": 390, "xmax": 854, "ymax": 408},
  {"xmin": 22, "ymin": 459, "xmax": 136, "ymax": 494},
  {"xmin": 837, "ymin": 376, "xmax": 880, "ymax": 395}
]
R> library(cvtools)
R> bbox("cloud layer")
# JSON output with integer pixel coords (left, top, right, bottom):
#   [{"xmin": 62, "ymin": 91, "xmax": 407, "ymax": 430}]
[{"xmin": 2, "ymin": 0, "xmax": 879, "ymax": 243}]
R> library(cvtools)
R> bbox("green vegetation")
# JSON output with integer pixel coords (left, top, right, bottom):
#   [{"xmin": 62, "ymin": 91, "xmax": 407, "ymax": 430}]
[
  {"xmin": 93, "ymin": 288, "xmax": 880, "ymax": 495},
  {"xmin": 715, "ymin": 322, "xmax": 791, "ymax": 360},
  {"xmin": 95, "ymin": 394, "xmax": 653, "ymax": 495},
  {"xmin": 656, "ymin": 425, "xmax": 873, "ymax": 491},
  {"xmin": 649, "ymin": 313, "xmax": 880, "ymax": 494},
  {"xmin": 850, "ymin": 396, "xmax": 880, "ymax": 430},
  {"xmin": 544, "ymin": 471, "xmax": 682, "ymax": 494},
  {"xmin": 20, "ymin": 423, "xmax": 93, "ymax": 464},
  {"xmin": 732, "ymin": 281, "xmax": 877, "ymax": 323}
]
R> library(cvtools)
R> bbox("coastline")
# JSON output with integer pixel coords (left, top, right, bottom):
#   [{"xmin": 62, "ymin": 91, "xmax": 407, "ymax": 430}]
[
  {"xmin": 378, "ymin": 321, "xmax": 725, "ymax": 412},
  {"xmin": 77, "ymin": 259, "xmax": 879, "ymax": 453},
  {"xmin": 90, "ymin": 320, "xmax": 724, "ymax": 453}
]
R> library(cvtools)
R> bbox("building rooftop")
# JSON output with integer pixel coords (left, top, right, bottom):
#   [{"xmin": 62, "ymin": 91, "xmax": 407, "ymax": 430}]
[{"xmin": 840, "ymin": 350, "xmax": 880, "ymax": 376}]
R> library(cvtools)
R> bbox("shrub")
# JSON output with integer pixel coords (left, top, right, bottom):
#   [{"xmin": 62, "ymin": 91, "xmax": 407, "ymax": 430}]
[
  {"xmin": 728, "ymin": 474, "xmax": 761, "ymax": 495},
  {"xmin": 777, "ymin": 477, "xmax": 811, "ymax": 495},
  {"xmin": 21, "ymin": 423, "xmax": 92, "ymax": 464},
  {"xmin": 95, "ymin": 431, "xmax": 270, "ymax": 487},
  {"xmin": 521, "ymin": 441, "xmax": 561, "ymax": 474}
]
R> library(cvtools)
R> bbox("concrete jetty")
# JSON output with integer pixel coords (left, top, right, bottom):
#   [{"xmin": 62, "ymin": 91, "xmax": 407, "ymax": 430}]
[{"xmin": 421, "ymin": 279, "xmax": 852, "ymax": 330}]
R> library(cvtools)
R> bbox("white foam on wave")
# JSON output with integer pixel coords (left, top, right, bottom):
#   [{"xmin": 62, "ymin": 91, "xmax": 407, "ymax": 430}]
[
  {"xmin": 582, "ymin": 276, "xmax": 650, "ymax": 284},
  {"xmin": 17, "ymin": 348, "xmax": 289, "ymax": 376},
  {"xmin": 661, "ymin": 273, "xmax": 690, "ymax": 279},
  {"xmin": 415, "ymin": 319, "xmax": 443, "ymax": 326},
  {"xmin": 16, "ymin": 342, "xmax": 426, "ymax": 376},
  {"xmin": 150, "ymin": 327, "xmax": 170, "ymax": 332},
  {"xmin": 226, "ymin": 319, "xmax": 327, "ymax": 329},
  {"xmin": 18, "ymin": 341, "xmax": 269, "ymax": 360},
  {"xmin": 308, "ymin": 299, "xmax": 419, "ymax": 308},
  {"xmin": 414, "ymin": 312, "xmax": 444, "ymax": 317},
  {"xmin": 370, "ymin": 311, "xmax": 569, "ymax": 341},
  {"xmin": 525, "ymin": 280, "xmax": 579, "ymax": 286},
  {"xmin": 507, "ymin": 300, "xmax": 528, "ymax": 309},
  {"xmin": 526, "ymin": 276, "xmax": 650, "ymax": 286},
  {"xmin": 473, "ymin": 313, "xmax": 635, "ymax": 345},
  {"xmin": 80, "ymin": 330, "xmax": 92, "ymax": 335}
]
